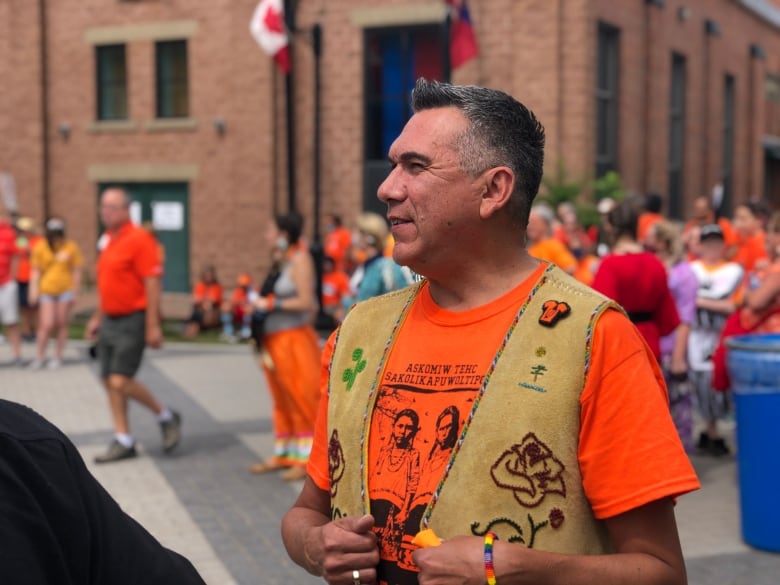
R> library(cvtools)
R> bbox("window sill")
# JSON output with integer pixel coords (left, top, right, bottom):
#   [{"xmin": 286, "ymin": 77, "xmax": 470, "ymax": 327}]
[
  {"xmin": 145, "ymin": 118, "xmax": 198, "ymax": 132},
  {"xmin": 87, "ymin": 120, "xmax": 138, "ymax": 133}
]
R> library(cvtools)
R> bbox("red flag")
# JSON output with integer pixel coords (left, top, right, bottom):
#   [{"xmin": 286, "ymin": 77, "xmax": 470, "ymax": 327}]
[
  {"xmin": 445, "ymin": 0, "xmax": 479, "ymax": 68},
  {"xmin": 249, "ymin": 0, "xmax": 290, "ymax": 73}
]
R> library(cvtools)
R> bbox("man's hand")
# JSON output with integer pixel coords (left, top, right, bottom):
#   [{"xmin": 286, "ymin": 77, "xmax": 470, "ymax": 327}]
[
  {"xmin": 146, "ymin": 322, "xmax": 163, "ymax": 348},
  {"xmin": 310, "ymin": 514, "xmax": 380, "ymax": 585},
  {"xmin": 413, "ymin": 535, "xmax": 485, "ymax": 585},
  {"xmin": 85, "ymin": 314, "xmax": 101, "ymax": 341}
]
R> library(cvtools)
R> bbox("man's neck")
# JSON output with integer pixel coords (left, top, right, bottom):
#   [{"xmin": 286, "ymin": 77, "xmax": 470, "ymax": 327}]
[
  {"xmin": 426, "ymin": 252, "xmax": 540, "ymax": 312},
  {"xmin": 108, "ymin": 220, "xmax": 131, "ymax": 234}
]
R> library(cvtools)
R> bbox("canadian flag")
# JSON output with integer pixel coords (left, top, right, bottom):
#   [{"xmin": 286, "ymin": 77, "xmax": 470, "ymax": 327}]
[{"xmin": 249, "ymin": 0, "xmax": 290, "ymax": 73}]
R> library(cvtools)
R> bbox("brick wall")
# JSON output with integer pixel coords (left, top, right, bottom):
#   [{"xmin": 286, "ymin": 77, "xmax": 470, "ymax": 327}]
[{"xmin": 1, "ymin": 0, "xmax": 779, "ymax": 289}]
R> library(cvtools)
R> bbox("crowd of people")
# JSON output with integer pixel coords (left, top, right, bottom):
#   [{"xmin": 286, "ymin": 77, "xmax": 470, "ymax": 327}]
[
  {"xmin": 2, "ymin": 78, "xmax": 778, "ymax": 585},
  {"xmin": 0, "ymin": 211, "xmax": 85, "ymax": 370},
  {"xmin": 531, "ymin": 192, "xmax": 780, "ymax": 457},
  {"xmin": 183, "ymin": 210, "xmax": 413, "ymax": 343}
]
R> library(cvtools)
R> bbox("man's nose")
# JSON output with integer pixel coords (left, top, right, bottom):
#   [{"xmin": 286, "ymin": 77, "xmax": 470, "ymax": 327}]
[{"xmin": 377, "ymin": 166, "xmax": 401, "ymax": 203}]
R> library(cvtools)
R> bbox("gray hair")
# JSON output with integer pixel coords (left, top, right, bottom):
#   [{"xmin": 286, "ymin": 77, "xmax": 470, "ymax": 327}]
[
  {"xmin": 101, "ymin": 185, "xmax": 132, "ymax": 208},
  {"xmin": 410, "ymin": 78, "xmax": 546, "ymax": 227}
]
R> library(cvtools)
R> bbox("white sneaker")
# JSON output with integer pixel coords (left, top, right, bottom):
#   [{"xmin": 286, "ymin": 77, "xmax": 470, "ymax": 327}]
[
  {"xmin": 46, "ymin": 359, "xmax": 62, "ymax": 370},
  {"xmin": 28, "ymin": 359, "xmax": 44, "ymax": 370}
]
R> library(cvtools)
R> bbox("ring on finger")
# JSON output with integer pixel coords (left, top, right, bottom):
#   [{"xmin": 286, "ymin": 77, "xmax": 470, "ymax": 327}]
[{"xmin": 352, "ymin": 569, "xmax": 360, "ymax": 585}]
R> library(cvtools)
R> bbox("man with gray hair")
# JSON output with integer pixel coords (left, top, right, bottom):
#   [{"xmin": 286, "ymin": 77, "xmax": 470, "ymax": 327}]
[
  {"xmin": 86, "ymin": 187, "xmax": 181, "ymax": 463},
  {"xmin": 526, "ymin": 203, "xmax": 577, "ymax": 275},
  {"xmin": 282, "ymin": 79, "xmax": 698, "ymax": 585}
]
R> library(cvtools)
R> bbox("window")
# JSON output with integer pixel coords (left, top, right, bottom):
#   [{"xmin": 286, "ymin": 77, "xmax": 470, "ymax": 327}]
[
  {"xmin": 156, "ymin": 40, "xmax": 189, "ymax": 118},
  {"xmin": 668, "ymin": 53, "xmax": 686, "ymax": 219},
  {"xmin": 96, "ymin": 44, "xmax": 128, "ymax": 120},
  {"xmin": 721, "ymin": 74, "xmax": 735, "ymax": 215},
  {"xmin": 767, "ymin": 74, "xmax": 780, "ymax": 103},
  {"xmin": 363, "ymin": 25, "xmax": 446, "ymax": 212},
  {"xmin": 596, "ymin": 23, "xmax": 620, "ymax": 178}
]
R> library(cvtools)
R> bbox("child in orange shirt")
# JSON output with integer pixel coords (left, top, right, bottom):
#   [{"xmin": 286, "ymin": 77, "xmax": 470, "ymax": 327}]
[
  {"xmin": 220, "ymin": 273, "xmax": 254, "ymax": 341},
  {"xmin": 732, "ymin": 202, "xmax": 768, "ymax": 273},
  {"xmin": 184, "ymin": 265, "xmax": 223, "ymax": 338}
]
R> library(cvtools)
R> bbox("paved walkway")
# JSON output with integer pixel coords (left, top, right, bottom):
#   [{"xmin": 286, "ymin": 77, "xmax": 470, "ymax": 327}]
[{"xmin": 1, "ymin": 339, "xmax": 778, "ymax": 584}]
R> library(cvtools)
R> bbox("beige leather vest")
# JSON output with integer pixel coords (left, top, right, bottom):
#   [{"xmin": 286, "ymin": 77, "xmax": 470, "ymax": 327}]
[{"xmin": 328, "ymin": 265, "xmax": 618, "ymax": 554}]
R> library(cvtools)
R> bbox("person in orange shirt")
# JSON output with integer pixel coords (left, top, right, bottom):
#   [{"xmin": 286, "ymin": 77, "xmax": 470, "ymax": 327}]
[
  {"xmin": 323, "ymin": 213, "xmax": 353, "ymax": 274},
  {"xmin": 281, "ymin": 79, "xmax": 698, "ymax": 585},
  {"xmin": 526, "ymin": 204, "xmax": 577, "ymax": 274},
  {"xmin": 636, "ymin": 192, "xmax": 664, "ymax": 245},
  {"xmin": 183, "ymin": 265, "xmax": 223, "ymax": 338},
  {"xmin": 556, "ymin": 203, "xmax": 598, "ymax": 285},
  {"xmin": 220, "ymin": 273, "xmax": 254, "ymax": 342},
  {"xmin": 732, "ymin": 201, "xmax": 769, "ymax": 273},
  {"xmin": 683, "ymin": 196, "xmax": 738, "ymax": 260},
  {"xmin": 85, "ymin": 187, "xmax": 182, "ymax": 464},
  {"xmin": 14, "ymin": 216, "xmax": 41, "ymax": 341},
  {"xmin": 320, "ymin": 254, "xmax": 350, "ymax": 323}
]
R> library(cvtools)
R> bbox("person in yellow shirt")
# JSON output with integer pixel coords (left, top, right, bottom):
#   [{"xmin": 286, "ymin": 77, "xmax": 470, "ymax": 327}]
[{"xmin": 29, "ymin": 217, "xmax": 83, "ymax": 369}]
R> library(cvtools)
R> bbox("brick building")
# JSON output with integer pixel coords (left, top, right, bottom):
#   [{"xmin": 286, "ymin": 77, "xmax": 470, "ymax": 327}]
[{"xmin": 1, "ymin": 0, "xmax": 779, "ymax": 292}]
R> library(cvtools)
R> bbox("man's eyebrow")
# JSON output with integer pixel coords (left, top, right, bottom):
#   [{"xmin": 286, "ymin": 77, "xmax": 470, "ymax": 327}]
[{"xmin": 388, "ymin": 151, "xmax": 433, "ymax": 165}]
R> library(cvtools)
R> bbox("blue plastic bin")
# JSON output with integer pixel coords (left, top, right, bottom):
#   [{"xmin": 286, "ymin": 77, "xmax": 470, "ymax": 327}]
[{"xmin": 726, "ymin": 333, "xmax": 780, "ymax": 553}]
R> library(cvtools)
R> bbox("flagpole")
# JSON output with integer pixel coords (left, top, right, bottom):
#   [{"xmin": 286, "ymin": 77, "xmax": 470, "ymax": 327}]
[
  {"xmin": 284, "ymin": 0, "xmax": 297, "ymax": 213},
  {"xmin": 309, "ymin": 22, "xmax": 332, "ymax": 332}
]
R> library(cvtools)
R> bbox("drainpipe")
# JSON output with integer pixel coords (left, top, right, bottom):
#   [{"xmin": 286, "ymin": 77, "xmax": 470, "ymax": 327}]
[
  {"xmin": 38, "ymin": 0, "xmax": 51, "ymax": 220},
  {"xmin": 641, "ymin": 1, "xmax": 651, "ymax": 193},
  {"xmin": 557, "ymin": 0, "xmax": 564, "ymax": 167}
]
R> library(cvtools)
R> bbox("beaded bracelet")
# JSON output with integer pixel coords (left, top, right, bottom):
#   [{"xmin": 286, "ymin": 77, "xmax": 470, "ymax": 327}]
[{"xmin": 484, "ymin": 531, "xmax": 499, "ymax": 585}]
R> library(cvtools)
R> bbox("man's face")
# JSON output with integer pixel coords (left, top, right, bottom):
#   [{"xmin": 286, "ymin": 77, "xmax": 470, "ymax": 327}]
[
  {"xmin": 733, "ymin": 206, "xmax": 759, "ymax": 236},
  {"xmin": 378, "ymin": 107, "xmax": 485, "ymax": 278},
  {"xmin": 99, "ymin": 189, "xmax": 130, "ymax": 230},
  {"xmin": 692, "ymin": 199, "xmax": 713, "ymax": 225}
]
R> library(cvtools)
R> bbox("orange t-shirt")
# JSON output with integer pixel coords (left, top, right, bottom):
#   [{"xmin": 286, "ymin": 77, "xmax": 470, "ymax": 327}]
[
  {"xmin": 230, "ymin": 286, "xmax": 249, "ymax": 305},
  {"xmin": 733, "ymin": 231, "xmax": 768, "ymax": 273},
  {"xmin": 193, "ymin": 281, "xmax": 223, "ymax": 306},
  {"xmin": 322, "ymin": 269, "xmax": 351, "ymax": 309},
  {"xmin": 308, "ymin": 265, "xmax": 699, "ymax": 571},
  {"xmin": 573, "ymin": 254, "xmax": 599, "ymax": 286},
  {"xmin": 637, "ymin": 212, "xmax": 663, "ymax": 243},
  {"xmin": 97, "ymin": 222, "xmax": 162, "ymax": 316},
  {"xmin": 528, "ymin": 238, "xmax": 577, "ymax": 273},
  {"xmin": 324, "ymin": 226, "xmax": 353, "ymax": 273},
  {"xmin": 15, "ymin": 235, "xmax": 41, "ymax": 283}
]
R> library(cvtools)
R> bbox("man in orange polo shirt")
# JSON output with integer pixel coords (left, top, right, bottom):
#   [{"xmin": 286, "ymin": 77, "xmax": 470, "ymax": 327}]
[{"xmin": 86, "ymin": 187, "xmax": 182, "ymax": 464}]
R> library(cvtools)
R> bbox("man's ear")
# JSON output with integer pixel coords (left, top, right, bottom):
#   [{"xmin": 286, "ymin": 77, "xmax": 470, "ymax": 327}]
[{"xmin": 479, "ymin": 167, "xmax": 515, "ymax": 219}]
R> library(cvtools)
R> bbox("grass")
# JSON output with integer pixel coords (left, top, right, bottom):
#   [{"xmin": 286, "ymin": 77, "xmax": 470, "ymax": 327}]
[{"xmin": 67, "ymin": 314, "xmax": 230, "ymax": 344}]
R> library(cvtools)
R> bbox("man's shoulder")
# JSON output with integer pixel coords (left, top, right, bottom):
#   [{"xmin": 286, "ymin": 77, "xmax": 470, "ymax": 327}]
[
  {"xmin": 0, "ymin": 399, "xmax": 67, "ymax": 445},
  {"xmin": 543, "ymin": 263, "xmax": 611, "ymax": 300},
  {"xmin": 120, "ymin": 224, "xmax": 157, "ymax": 249}
]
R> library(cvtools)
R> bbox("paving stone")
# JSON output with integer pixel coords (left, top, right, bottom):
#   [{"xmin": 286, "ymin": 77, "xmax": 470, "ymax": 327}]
[{"xmin": 2, "ymin": 339, "xmax": 778, "ymax": 585}]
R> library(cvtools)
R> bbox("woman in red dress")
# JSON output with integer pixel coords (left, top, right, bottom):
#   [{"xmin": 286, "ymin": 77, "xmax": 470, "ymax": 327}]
[{"xmin": 592, "ymin": 201, "xmax": 680, "ymax": 361}]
